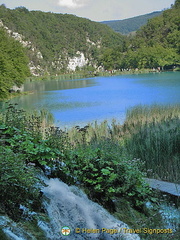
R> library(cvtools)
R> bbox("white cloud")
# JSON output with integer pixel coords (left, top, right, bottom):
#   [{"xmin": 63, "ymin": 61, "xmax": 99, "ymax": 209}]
[
  {"xmin": 58, "ymin": 0, "xmax": 88, "ymax": 9},
  {"xmin": 2, "ymin": 0, "xmax": 175, "ymax": 21}
]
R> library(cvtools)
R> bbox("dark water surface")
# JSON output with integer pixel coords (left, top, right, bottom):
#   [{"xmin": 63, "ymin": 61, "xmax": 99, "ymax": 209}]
[{"xmin": 7, "ymin": 72, "xmax": 180, "ymax": 127}]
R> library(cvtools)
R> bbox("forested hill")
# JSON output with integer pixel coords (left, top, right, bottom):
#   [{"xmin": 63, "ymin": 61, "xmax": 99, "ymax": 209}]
[
  {"xmin": 0, "ymin": 4, "xmax": 124, "ymax": 76},
  {"xmin": 101, "ymin": 11, "xmax": 162, "ymax": 35},
  {"xmin": 100, "ymin": 0, "xmax": 180, "ymax": 70}
]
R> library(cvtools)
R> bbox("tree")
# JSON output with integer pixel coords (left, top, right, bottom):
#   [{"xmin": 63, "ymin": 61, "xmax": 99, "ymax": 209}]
[{"xmin": 0, "ymin": 28, "xmax": 30, "ymax": 98}]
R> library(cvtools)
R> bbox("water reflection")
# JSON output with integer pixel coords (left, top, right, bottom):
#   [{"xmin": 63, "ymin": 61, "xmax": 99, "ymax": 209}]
[
  {"xmin": 2, "ymin": 72, "xmax": 180, "ymax": 127},
  {"xmin": 23, "ymin": 78, "xmax": 96, "ymax": 92}
]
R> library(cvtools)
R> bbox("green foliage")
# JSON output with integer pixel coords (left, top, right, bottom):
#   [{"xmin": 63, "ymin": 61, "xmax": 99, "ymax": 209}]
[
  {"xmin": 0, "ymin": 146, "xmax": 41, "ymax": 220},
  {"xmin": 0, "ymin": 104, "xmax": 65, "ymax": 168},
  {"xmin": 135, "ymin": 6, "xmax": 180, "ymax": 53},
  {"xmin": 0, "ymin": 28, "xmax": 30, "ymax": 99},
  {"xmin": 99, "ymin": 47, "xmax": 124, "ymax": 69},
  {"xmin": 130, "ymin": 1, "xmax": 180, "ymax": 68},
  {"xmin": 100, "ymin": 1, "xmax": 180, "ymax": 70},
  {"xmin": 1, "ymin": 103, "xmax": 179, "ymax": 223},
  {"xmin": 174, "ymin": 0, "xmax": 180, "ymax": 8},
  {"xmin": 2, "ymin": 103, "xmax": 54, "ymax": 134},
  {"xmin": 124, "ymin": 45, "xmax": 179, "ymax": 69},
  {"xmin": 1, "ymin": 126, "xmax": 61, "ymax": 167},
  {"xmin": 0, "ymin": 229, "xmax": 9, "ymax": 240},
  {"xmin": 59, "ymin": 139, "xmax": 151, "ymax": 209}
]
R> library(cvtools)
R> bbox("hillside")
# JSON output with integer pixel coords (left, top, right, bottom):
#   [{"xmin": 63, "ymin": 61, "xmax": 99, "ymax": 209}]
[
  {"xmin": 0, "ymin": 4, "xmax": 124, "ymax": 76},
  {"xmin": 100, "ymin": 0, "xmax": 180, "ymax": 70},
  {"xmin": 101, "ymin": 11, "xmax": 162, "ymax": 35}
]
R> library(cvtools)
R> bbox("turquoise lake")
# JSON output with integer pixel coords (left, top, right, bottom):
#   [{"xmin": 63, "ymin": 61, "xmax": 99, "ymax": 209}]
[{"xmin": 8, "ymin": 71, "xmax": 180, "ymax": 127}]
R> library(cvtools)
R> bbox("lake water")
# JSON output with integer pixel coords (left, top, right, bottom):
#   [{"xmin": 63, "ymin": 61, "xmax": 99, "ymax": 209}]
[{"xmin": 7, "ymin": 72, "xmax": 180, "ymax": 127}]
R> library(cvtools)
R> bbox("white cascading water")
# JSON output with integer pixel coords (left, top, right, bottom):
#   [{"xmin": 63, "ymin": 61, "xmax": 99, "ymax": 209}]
[
  {"xmin": 1, "ymin": 177, "xmax": 179, "ymax": 239},
  {"xmin": 41, "ymin": 178, "xmax": 140, "ymax": 240},
  {"xmin": 0, "ymin": 215, "xmax": 36, "ymax": 240}
]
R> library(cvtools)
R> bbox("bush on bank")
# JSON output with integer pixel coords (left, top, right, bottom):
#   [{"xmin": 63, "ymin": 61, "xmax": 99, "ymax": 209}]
[{"xmin": 57, "ymin": 141, "xmax": 151, "ymax": 210}]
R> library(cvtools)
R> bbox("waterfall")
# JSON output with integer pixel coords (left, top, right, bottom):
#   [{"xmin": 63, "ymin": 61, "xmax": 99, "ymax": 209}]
[
  {"xmin": 1, "ymin": 177, "xmax": 140, "ymax": 240},
  {"xmin": 1, "ymin": 178, "xmax": 179, "ymax": 240},
  {"xmin": 41, "ymin": 178, "xmax": 140, "ymax": 240}
]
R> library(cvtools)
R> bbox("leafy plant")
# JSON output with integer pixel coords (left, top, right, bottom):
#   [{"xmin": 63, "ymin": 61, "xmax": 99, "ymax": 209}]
[
  {"xmin": 0, "ymin": 104, "xmax": 65, "ymax": 168},
  {"xmin": 0, "ymin": 123, "xmax": 64, "ymax": 169},
  {"xmin": 60, "ymin": 141, "xmax": 151, "ymax": 209},
  {"xmin": 0, "ymin": 146, "xmax": 41, "ymax": 220}
]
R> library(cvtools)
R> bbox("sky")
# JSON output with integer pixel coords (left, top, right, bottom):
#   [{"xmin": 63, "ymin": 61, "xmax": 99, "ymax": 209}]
[{"xmin": 0, "ymin": 0, "xmax": 175, "ymax": 21}]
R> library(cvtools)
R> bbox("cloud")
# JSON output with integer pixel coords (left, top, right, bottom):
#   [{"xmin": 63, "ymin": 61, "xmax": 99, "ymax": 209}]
[{"xmin": 57, "ymin": 0, "xmax": 88, "ymax": 9}]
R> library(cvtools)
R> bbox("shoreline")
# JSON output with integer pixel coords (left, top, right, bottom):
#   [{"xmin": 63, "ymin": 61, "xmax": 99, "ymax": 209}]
[
  {"xmin": 0, "ymin": 69, "xmax": 150, "ymax": 101},
  {"xmin": 28, "ymin": 67, "xmax": 179, "ymax": 82},
  {"xmin": 1, "ymin": 68, "xmax": 179, "ymax": 101},
  {"xmin": 28, "ymin": 68, "xmax": 159, "ymax": 82}
]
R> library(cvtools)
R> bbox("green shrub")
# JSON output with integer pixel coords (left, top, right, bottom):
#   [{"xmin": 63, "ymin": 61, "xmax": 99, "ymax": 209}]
[
  {"xmin": 0, "ymin": 146, "xmax": 41, "ymax": 220},
  {"xmin": 2, "ymin": 103, "xmax": 54, "ymax": 136},
  {"xmin": 0, "ymin": 123, "xmax": 64, "ymax": 169},
  {"xmin": 60, "ymin": 140, "xmax": 151, "ymax": 210}
]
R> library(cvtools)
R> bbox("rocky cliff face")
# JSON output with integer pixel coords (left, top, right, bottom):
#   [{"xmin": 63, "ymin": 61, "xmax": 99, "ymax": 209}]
[{"xmin": 67, "ymin": 51, "xmax": 89, "ymax": 71}]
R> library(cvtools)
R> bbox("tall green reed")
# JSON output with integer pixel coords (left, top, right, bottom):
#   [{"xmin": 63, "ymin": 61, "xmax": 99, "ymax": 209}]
[{"xmin": 124, "ymin": 105, "xmax": 180, "ymax": 183}]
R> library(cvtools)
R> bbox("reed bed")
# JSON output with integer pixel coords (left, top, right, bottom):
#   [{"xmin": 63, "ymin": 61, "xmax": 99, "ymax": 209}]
[
  {"xmin": 67, "ymin": 120, "xmax": 122, "ymax": 146},
  {"xmin": 29, "ymin": 72, "xmax": 95, "ymax": 82},
  {"xmin": 125, "ymin": 104, "xmax": 180, "ymax": 128},
  {"xmin": 123, "ymin": 105, "xmax": 180, "ymax": 183},
  {"xmin": 67, "ymin": 104, "xmax": 180, "ymax": 183}
]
